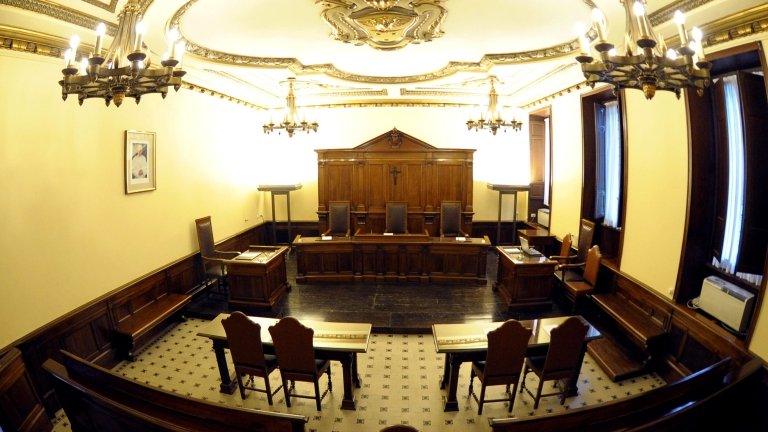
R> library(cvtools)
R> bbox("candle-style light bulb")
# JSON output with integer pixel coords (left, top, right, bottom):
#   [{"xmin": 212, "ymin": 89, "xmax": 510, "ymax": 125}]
[
  {"xmin": 134, "ymin": 20, "xmax": 146, "ymax": 52},
  {"xmin": 69, "ymin": 34, "xmax": 80, "ymax": 51},
  {"xmin": 691, "ymin": 26, "xmax": 705, "ymax": 60},
  {"xmin": 633, "ymin": 1, "xmax": 650, "ymax": 39},
  {"xmin": 63, "ymin": 48, "xmax": 73, "ymax": 67},
  {"xmin": 666, "ymin": 48, "xmax": 679, "ymax": 60},
  {"xmin": 608, "ymin": 48, "xmax": 618, "ymax": 57},
  {"xmin": 79, "ymin": 56, "xmax": 88, "ymax": 75},
  {"xmin": 175, "ymin": 41, "xmax": 186, "ymax": 66},
  {"xmin": 167, "ymin": 27, "xmax": 181, "ymax": 59},
  {"xmin": 94, "ymin": 22, "xmax": 106, "ymax": 55},
  {"xmin": 575, "ymin": 22, "xmax": 590, "ymax": 56},
  {"xmin": 591, "ymin": 8, "xmax": 608, "ymax": 41},
  {"xmin": 673, "ymin": 10, "xmax": 689, "ymax": 46}
]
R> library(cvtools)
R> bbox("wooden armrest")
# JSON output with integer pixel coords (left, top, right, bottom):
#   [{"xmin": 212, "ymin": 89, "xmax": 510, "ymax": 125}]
[
  {"xmin": 354, "ymin": 227, "xmax": 365, "ymax": 236},
  {"xmin": 422, "ymin": 229, "xmax": 429, "ymax": 236},
  {"xmin": 322, "ymin": 228, "xmax": 331, "ymax": 236},
  {"xmin": 558, "ymin": 262, "xmax": 585, "ymax": 270},
  {"xmin": 550, "ymin": 254, "xmax": 577, "ymax": 261}
]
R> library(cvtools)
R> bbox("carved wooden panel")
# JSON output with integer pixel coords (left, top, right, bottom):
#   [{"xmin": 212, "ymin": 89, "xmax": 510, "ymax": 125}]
[{"xmin": 317, "ymin": 129, "xmax": 474, "ymax": 236}]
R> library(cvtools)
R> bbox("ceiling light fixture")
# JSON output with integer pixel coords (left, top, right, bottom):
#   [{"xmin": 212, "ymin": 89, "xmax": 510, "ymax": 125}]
[
  {"xmin": 466, "ymin": 77, "xmax": 523, "ymax": 135},
  {"xmin": 575, "ymin": 0, "xmax": 711, "ymax": 100},
  {"xmin": 59, "ymin": 0, "xmax": 186, "ymax": 107},
  {"xmin": 263, "ymin": 78, "xmax": 319, "ymax": 138}
]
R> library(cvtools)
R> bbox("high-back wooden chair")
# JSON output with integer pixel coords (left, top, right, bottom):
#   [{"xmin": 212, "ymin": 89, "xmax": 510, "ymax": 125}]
[
  {"xmin": 440, "ymin": 201, "xmax": 467, "ymax": 237},
  {"xmin": 560, "ymin": 245, "xmax": 602, "ymax": 311},
  {"xmin": 552, "ymin": 219, "xmax": 596, "ymax": 282},
  {"xmin": 324, "ymin": 201, "xmax": 351, "ymax": 237},
  {"xmin": 385, "ymin": 202, "xmax": 409, "ymax": 234},
  {"xmin": 221, "ymin": 312, "xmax": 281, "ymax": 404},
  {"xmin": 195, "ymin": 216, "xmax": 240, "ymax": 293},
  {"xmin": 268, "ymin": 317, "xmax": 332, "ymax": 411},
  {"xmin": 520, "ymin": 317, "xmax": 589, "ymax": 409},
  {"xmin": 575, "ymin": 219, "xmax": 596, "ymax": 262},
  {"xmin": 468, "ymin": 320, "xmax": 532, "ymax": 414}
]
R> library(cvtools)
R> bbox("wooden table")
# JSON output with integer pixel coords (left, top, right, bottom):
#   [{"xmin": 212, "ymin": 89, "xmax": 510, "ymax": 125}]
[
  {"xmin": 197, "ymin": 313, "xmax": 371, "ymax": 410},
  {"xmin": 226, "ymin": 246, "xmax": 289, "ymax": 311},
  {"xmin": 494, "ymin": 246, "xmax": 558, "ymax": 310},
  {"xmin": 293, "ymin": 234, "xmax": 490, "ymax": 284},
  {"xmin": 432, "ymin": 316, "xmax": 601, "ymax": 412}
]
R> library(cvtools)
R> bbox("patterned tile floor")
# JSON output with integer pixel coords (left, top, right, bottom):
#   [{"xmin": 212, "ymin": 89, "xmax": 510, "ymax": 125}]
[{"xmin": 52, "ymin": 318, "xmax": 665, "ymax": 432}]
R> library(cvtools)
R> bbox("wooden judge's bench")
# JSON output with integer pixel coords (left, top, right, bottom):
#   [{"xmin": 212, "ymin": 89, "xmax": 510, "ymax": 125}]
[{"xmin": 295, "ymin": 129, "xmax": 490, "ymax": 284}]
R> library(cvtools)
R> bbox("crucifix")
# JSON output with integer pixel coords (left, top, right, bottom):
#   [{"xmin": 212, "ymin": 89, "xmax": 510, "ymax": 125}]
[{"xmin": 390, "ymin": 166, "xmax": 402, "ymax": 185}]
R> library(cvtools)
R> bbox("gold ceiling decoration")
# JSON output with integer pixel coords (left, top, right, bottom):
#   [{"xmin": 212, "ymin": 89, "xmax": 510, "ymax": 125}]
[
  {"xmin": 315, "ymin": 0, "xmax": 446, "ymax": 51},
  {"xmin": 78, "ymin": 0, "xmax": 119, "ymax": 13},
  {"xmin": 168, "ymin": 0, "xmax": 596, "ymax": 84},
  {"xmin": 0, "ymin": 0, "xmax": 118, "ymax": 35},
  {"xmin": 648, "ymin": 0, "xmax": 715, "ymax": 26}
]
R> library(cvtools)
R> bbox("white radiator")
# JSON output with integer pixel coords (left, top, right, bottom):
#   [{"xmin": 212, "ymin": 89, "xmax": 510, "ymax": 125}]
[
  {"xmin": 537, "ymin": 208, "xmax": 550, "ymax": 228},
  {"xmin": 698, "ymin": 276, "xmax": 755, "ymax": 333}
]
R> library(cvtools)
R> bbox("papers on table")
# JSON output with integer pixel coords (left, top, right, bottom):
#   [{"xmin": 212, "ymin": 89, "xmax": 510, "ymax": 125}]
[
  {"xmin": 383, "ymin": 232, "xmax": 394, "ymax": 236},
  {"xmin": 235, "ymin": 251, "xmax": 261, "ymax": 260},
  {"xmin": 503, "ymin": 247, "xmax": 522, "ymax": 254},
  {"xmin": 320, "ymin": 235, "xmax": 333, "ymax": 241},
  {"xmin": 455, "ymin": 236, "xmax": 467, "ymax": 242}
]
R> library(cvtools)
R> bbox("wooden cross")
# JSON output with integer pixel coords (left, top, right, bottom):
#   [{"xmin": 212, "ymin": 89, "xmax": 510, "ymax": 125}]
[{"xmin": 390, "ymin": 166, "xmax": 402, "ymax": 185}]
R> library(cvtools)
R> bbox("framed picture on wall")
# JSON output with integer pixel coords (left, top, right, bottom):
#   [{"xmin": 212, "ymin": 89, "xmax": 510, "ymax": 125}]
[{"xmin": 125, "ymin": 130, "xmax": 156, "ymax": 194}]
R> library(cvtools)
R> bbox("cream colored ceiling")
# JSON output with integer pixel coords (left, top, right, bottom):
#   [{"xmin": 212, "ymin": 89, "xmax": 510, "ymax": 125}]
[{"xmin": 0, "ymin": 0, "xmax": 764, "ymax": 109}]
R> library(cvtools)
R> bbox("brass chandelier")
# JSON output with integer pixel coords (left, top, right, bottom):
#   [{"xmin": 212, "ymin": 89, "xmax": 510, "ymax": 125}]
[
  {"xmin": 59, "ymin": 0, "xmax": 186, "ymax": 107},
  {"xmin": 576, "ymin": 0, "xmax": 711, "ymax": 100},
  {"xmin": 466, "ymin": 77, "xmax": 523, "ymax": 135},
  {"xmin": 263, "ymin": 78, "xmax": 319, "ymax": 138}
]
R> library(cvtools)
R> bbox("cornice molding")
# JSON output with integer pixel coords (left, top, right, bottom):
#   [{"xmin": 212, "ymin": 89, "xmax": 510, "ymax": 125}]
[
  {"xmin": 0, "ymin": 0, "xmax": 118, "ymax": 35},
  {"xmin": 78, "ymin": 0, "xmax": 118, "ymax": 13},
  {"xmin": 169, "ymin": 0, "xmax": 595, "ymax": 84},
  {"xmin": 649, "ymin": 0, "xmax": 716, "ymax": 26},
  {"xmin": 399, "ymin": 88, "xmax": 476, "ymax": 97}
]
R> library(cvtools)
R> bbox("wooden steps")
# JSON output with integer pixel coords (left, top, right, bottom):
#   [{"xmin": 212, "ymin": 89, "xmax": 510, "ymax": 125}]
[{"xmin": 587, "ymin": 337, "xmax": 645, "ymax": 382}]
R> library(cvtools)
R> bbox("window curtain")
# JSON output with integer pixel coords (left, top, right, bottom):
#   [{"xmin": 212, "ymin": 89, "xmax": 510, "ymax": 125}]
[
  {"xmin": 543, "ymin": 117, "xmax": 551, "ymax": 206},
  {"xmin": 720, "ymin": 74, "xmax": 746, "ymax": 274},
  {"xmin": 603, "ymin": 100, "xmax": 621, "ymax": 227}
]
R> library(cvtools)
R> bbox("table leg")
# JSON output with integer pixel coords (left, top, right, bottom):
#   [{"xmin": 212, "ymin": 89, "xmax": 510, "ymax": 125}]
[
  {"xmin": 212, "ymin": 340, "xmax": 237, "ymax": 394},
  {"xmin": 566, "ymin": 342, "xmax": 588, "ymax": 397},
  {"xmin": 440, "ymin": 353, "xmax": 450, "ymax": 389},
  {"xmin": 443, "ymin": 354, "xmax": 461, "ymax": 412},
  {"xmin": 352, "ymin": 353, "xmax": 361, "ymax": 388},
  {"xmin": 340, "ymin": 353, "xmax": 357, "ymax": 410}
]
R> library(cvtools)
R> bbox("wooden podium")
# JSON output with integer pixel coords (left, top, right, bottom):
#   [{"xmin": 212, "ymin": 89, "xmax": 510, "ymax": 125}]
[{"xmin": 226, "ymin": 246, "xmax": 289, "ymax": 311}]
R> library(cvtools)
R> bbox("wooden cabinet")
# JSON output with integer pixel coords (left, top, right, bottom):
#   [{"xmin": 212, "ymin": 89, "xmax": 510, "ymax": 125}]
[
  {"xmin": 226, "ymin": 246, "xmax": 289, "ymax": 311},
  {"xmin": 494, "ymin": 247, "xmax": 557, "ymax": 310},
  {"xmin": 316, "ymin": 129, "xmax": 475, "ymax": 236}
]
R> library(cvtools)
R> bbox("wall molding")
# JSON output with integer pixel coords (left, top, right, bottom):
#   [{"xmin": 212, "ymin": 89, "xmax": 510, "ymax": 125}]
[{"xmin": 0, "ymin": 0, "xmax": 118, "ymax": 35}]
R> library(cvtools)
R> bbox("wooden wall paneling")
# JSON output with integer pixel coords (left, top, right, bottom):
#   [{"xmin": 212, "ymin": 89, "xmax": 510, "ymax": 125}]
[{"xmin": 0, "ymin": 348, "xmax": 52, "ymax": 432}]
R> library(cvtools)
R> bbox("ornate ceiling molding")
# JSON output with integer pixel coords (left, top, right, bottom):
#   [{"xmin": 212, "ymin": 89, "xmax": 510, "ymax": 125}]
[
  {"xmin": 648, "ymin": 0, "xmax": 716, "ymax": 27},
  {"xmin": 399, "ymin": 88, "xmax": 474, "ymax": 97},
  {"xmin": 316, "ymin": 0, "xmax": 447, "ymax": 51},
  {"xmin": 169, "ymin": 0, "xmax": 596, "ymax": 84},
  {"xmin": 78, "ymin": 0, "xmax": 118, "ymax": 13},
  {"xmin": 0, "ymin": 0, "xmax": 118, "ymax": 35}
]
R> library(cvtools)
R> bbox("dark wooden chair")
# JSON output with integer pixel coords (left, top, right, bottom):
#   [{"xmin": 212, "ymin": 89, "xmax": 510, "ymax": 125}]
[
  {"xmin": 468, "ymin": 320, "xmax": 532, "ymax": 414},
  {"xmin": 268, "ymin": 317, "xmax": 332, "ymax": 411},
  {"xmin": 195, "ymin": 216, "xmax": 240, "ymax": 295},
  {"xmin": 323, "ymin": 201, "xmax": 351, "ymax": 237},
  {"xmin": 380, "ymin": 426, "xmax": 419, "ymax": 432},
  {"xmin": 553, "ymin": 219, "xmax": 595, "ymax": 282},
  {"xmin": 520, "ymin": 316, "xmax": 588, "ymax": 409},
  {"xmin": 549, "ymin": 233, "xmax": 573, "ymax": 277},
  {"xmin": 221, "ymin": 312, "xmax": 282, "ymax": 404},
  {"xmin": 440, "ymin": 201, "xmax": 467, "ymax": 237},
  {"xmin": 385, "ymin": 202, "xmax": 409, "ymax": 234},
  {"xmin": 559, "ymin": 245, "xmax": 602, "ymax": 311}
]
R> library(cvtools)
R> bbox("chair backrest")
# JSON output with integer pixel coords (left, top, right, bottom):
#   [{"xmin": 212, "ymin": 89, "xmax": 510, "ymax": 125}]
[
  {"xmin": 559, "ymin": 233, "xmax": 573, "ymax": 257},
  {"xmin": 268, "ymin": 317, "xmax": 317, "ymax": 374},
  {"xmin": 440, "ymin": 201, "xmax": 462, "ymax": 236},
  {"xmin": 327, "ymin": 201, "xmax": 351, "ymax": 236},
  {"xmin": 583, "ymin": 245, "xmax": 602, "ymax": 286},
  {"xmin": 385, "ymin": 202, "xmax": 408, "ymax": 234},
  {"xmin": 222, "ymin": 312, "xmax": 267, "ymax": 371},
  {"xmin": 380, "ymin": 426, "xmax": 419, "ymax": 432},
  {"xmin": 576, "ymin": 219, "xmax": 596, "ymax": 262},
  {"xmin": 485, "ymin": 320, "xmax": 532, "ymax": 378},
  {"xmin": 195, "ymin": 216, "xmax": 215, "ymax": 258},
  {"xmin": 543, "ymin": 317, "xmax": 588, "ymax": 375}
]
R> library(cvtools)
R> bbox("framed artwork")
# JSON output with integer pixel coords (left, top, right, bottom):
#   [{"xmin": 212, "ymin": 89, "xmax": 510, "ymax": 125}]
[{"xmin": 125, "ymin": 130, "xmax": 156, "ymax": 194}]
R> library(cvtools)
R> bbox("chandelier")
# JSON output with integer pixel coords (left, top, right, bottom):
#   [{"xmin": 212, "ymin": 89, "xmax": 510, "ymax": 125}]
[
  {"xmin": 262, "ymin": 78, "xmax": 319, "ymax": 138},
  {"xmin": 59, "ymin": 0, "xmax": 186, "ymax": 107},
  {"xmin": 575, "ymin": 0, "xmax": 711, "ymax": 100},
  {"xmin": 365, "ymin": 0, "xmax": 399, "ymax": 10},
  {"xmin": 466, "ymin": 77, "xmax": 523, "ymax": 135}
]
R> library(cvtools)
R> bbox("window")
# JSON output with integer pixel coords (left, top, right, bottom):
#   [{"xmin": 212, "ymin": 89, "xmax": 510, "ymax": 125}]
[{"xmin": 528, "ymin": 107, "xmax": 552, "ymax": 225}]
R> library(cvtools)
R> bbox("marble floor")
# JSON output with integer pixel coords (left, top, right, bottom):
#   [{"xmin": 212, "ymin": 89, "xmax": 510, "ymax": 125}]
[{"xmin": 52, "ymin": 318, "xmax": 665, "ymax": 432}]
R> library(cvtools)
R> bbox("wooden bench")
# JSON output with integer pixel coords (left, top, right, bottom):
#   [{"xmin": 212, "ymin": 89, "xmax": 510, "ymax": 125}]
[
  {"xmin": 489, "ymin": 357, "xmax": 731, "ymax": 432},
  {"xmin": 43, "ymin": 350, "xmax": 307, "ymax": 432},
  {"xmin": 110, "ymin": 273, "xmax": 191, "ymax": 360}
]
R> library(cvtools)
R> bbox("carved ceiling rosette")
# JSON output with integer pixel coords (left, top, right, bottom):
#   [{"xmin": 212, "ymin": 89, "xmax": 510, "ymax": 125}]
[{"xmin": 316, "ymin": 0, "xmax": 446, "ymax": 50}]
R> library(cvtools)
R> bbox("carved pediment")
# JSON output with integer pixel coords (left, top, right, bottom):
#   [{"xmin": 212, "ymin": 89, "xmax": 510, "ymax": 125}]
[{"xmin": 352, "ymin": 128, "xmax": 437, "ymax": 151}]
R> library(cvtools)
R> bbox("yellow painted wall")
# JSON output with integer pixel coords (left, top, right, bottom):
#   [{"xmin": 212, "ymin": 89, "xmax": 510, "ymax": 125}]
[
  {"xmin": 0, "ymin": 51, "xmax": 265, "ymax": 347},
  {"xmin": 547, "ymin": 92, "xmax": 583, "ymax": 242},
  {"xmin": 619, "ymin": 91, "xmax": 689, "ymax": 299},
  {"xmin": 256, "ymin": 106, "xmax": 530, "ymax": 222}
]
